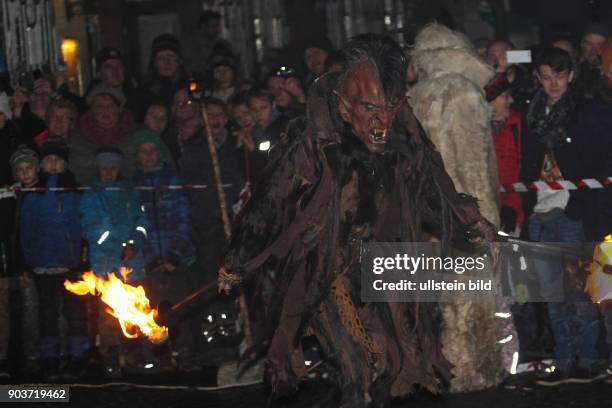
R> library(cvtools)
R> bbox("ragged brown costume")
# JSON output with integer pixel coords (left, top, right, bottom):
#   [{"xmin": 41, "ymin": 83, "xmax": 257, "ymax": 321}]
[{"xmin": 222, "ymin": 40, "xmax": 492, "ymax": 408}]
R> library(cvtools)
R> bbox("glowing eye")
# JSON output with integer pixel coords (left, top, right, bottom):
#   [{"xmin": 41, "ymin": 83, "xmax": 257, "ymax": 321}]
[{"xmin": 259, "ymin": 141, "xmax": 271, "ymax": 151}]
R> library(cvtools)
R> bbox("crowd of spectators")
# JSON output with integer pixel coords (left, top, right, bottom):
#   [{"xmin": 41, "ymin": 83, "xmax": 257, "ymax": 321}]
[{"xmin": 0, "ymin": 10, "xmax": 610, "ymax": 386}]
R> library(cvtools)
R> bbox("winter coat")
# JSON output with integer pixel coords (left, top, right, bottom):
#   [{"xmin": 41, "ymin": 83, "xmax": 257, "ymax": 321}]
[
  {"xmin": 79, "ymin": 177, "xmax": 149, "ymax": 280},
  {"xmin": 78, "ymin": 109, "xmax": 135, "ymax": 146},
  {"xmin": 20, "ymin": 172, "xmax": 82, "ymax": 269},
  {"xmin": 523, "ymin": 91, "xmax": 610, "ymax": 239},
  {"xmin": 179, "ymin": 131, "xmax": 243, "ymax": 227},
  {"xmin": 0, "ymin": 121, "xmax": 29, "ymax": 243},
  {"xmin": 493, "ymin": 111, "xmax": 524, "ymax": 229},
  {"xmin": 522, "ymin": 92, "xmax": 601, "ymax": 225},
  {"xmin": 409, "ymin": 23, "xmax": 500, "ymax": 227},
  {"xmin": 132, "ymin": 165, "xmax": 194, "ymax": 266}
]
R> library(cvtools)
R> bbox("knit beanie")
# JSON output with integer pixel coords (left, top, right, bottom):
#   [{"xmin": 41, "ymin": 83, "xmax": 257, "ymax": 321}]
[
  {"xmin": 10, "ymin": 147, "xmax": 39, "ymax": 176},
  {"xmin": 151, "ymin": 33, "xmax": 181, "ymax": 58},
  {"xmin": 95, "ymin": 146, "xmax": 124, "ymax": 169},
  {"xmin": 583, "ymin": 22, "xmax": 611, "ymax": 39},
  {"xmin": 40, "ymin": 141, "xmax": 70, "ymax": 162},
  {"xmin": 86, "ymin": 82, "xmax": 126, "ymax": 106},
  {"xmin": 95, "ymin": 47, "xmax": 124, "ymax": 72},
  {"xmin": 132, "ymin": 128, "xmax": 165, "ymax": 152}
]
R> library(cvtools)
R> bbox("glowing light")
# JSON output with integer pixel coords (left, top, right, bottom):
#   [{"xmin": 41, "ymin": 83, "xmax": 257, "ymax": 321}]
[
  {"xmin": 97, "ymin": 231, "xmax": 110, "ymax": 245},
  {"xmin": 510, "ymin": 352, "xmax": 519, "ymax": 375},
  {"xmin": 136, "ymin": 226, "xmax": 147, "ymax": 238},
  {"xmin": 258, "ymin": 141, "xmax": 271, "ymax": 151},
  {"xmin": 585, "ymin": 234, "xmax": 612, "ymax": 303},
  {"xmin": 498, "ymin": 334, "xmax": 513, "ymax": 344},
  {"xmin": 61, "ymin": 38, "xmax": 77, "ymax": 55}
]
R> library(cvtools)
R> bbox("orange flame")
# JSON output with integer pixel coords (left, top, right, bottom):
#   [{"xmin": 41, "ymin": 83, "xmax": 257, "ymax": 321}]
[
  {"xmin": 585, "ymin": 234, "xmax": 612, "ymax": 303},
  {"xmin": 64, "ymin": 268, "xmax": 168, "ymax": 343}
]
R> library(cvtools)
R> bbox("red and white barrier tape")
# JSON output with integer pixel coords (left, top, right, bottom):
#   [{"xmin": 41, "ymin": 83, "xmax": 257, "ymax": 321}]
[
  {"xmin": 501, "ymin": 177, "xmax": 612, "ymax": 193},
  {"xmin": 1, "ymin": 177, "xmax": 611, "ymax": 197},
  {"xmin": 0, "ymin": 183, "xmax": 233, "ymax": 195}
]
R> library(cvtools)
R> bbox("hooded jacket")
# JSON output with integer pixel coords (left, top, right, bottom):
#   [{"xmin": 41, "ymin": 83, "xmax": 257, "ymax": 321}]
[{"xmin": 79, "ymin": 177, "xmax": 149, "ymax": 280}]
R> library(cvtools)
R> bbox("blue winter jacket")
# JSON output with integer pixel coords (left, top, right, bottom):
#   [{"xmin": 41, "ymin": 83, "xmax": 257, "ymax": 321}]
[
  {"xmin": 20, "ymin": 173, "xmax": 82, "ymax": 269},
  {"xmin": 79, "ymin": 177, "xmax": 149, "ymax": 280},
  {"xmin": 132, "ymin": 165, "xmax": 195, "ymax": 266}
]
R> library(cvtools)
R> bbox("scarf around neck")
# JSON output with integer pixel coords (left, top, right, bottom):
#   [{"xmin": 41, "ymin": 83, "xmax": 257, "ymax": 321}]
[
  {"xmin": 526, "ymin": 90, "xmax": 574, "ymax": 150},
  {"xmin": 79, "ymin": 110, "xmax": 135, "ymax": 146}
]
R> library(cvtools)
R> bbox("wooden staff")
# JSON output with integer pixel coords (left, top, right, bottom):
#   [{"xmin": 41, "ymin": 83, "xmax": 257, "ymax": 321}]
[
  {"xmin": 199, "ymin": 101, "xmax": 254, "ymax": 348},
  {"xmin": 201, "ymin": 103, "xmax": 232, "ymax": 241}
]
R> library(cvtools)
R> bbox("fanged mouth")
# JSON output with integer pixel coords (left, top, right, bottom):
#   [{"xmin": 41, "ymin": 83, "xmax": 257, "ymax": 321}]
[{"xmin": 369, "ymin": 128, "xmax": 387, "ymax": 144}]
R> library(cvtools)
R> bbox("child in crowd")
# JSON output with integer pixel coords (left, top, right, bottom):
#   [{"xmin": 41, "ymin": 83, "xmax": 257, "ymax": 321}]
[
  {"xmin": 80, "ymin": 146, "xmax": 148, "ymax": 279},
  {"xmin": 19, "ymin": 142, "xmax": 89, "ymax": 379},
  {"xmin": 8, "ymin": 148, "xmax": 43, "ymax": 377},
  {"xmin": 131, "ymin": 129, "xmax": 195, "ymax": 370},
  {"xmin": 120, "ymin": 102, "xmax": 173, "ymax": 177},
  {"xmin": 246, "ymin": 89, "xmax": 288, "ymax": 181},
  {"xmin": 79, "ymin": 146, "xmax": 149, "ymax": 374}
]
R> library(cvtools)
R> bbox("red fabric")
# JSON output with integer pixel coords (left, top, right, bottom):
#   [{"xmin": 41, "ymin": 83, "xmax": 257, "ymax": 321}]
[
  {"xmin": 33, "ymin": 130, "xmax": 50, "ymax": 147},
  {"xmin": 492, "ymin": 110, "xmax": 524, "ymax": 227},
  {"xmin": 78, "ymin": 109, "xmax": 135, "ymax": 146}
]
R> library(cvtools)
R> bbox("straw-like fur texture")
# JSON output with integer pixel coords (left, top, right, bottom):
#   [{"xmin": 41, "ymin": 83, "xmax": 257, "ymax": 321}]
[{"xmin": 409, "ymin": 24, "xmax": 506, "ymax": 392}]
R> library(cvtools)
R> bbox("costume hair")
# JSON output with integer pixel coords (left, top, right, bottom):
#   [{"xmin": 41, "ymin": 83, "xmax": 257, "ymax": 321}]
[{"xmin": 338, "ymin": 33, "xmax": 407, "ymax": 101}]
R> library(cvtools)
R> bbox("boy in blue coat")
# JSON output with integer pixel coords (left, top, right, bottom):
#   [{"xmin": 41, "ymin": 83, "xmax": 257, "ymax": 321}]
[{"xmin": 20, "ymin": 142, "xmax": 89, "ymax": 379}]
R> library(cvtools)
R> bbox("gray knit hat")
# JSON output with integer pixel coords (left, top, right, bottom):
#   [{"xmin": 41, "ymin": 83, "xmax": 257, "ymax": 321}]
[
  {"xmin": 86, "ymin": 83, "xmax": 126, "ymax": 106},
  {"xmin": 94, "ymin": 146, "xmax": 124, "ymax": 169},
  {"xmin": 10, "ymin": 147, "xmax": 39, "ymax": 176}
]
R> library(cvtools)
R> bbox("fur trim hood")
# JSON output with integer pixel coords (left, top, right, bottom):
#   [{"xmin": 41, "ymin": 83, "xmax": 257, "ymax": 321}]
[{"xmin": 410, "ymin": 24, "xmax": 494, "ymax": 88}]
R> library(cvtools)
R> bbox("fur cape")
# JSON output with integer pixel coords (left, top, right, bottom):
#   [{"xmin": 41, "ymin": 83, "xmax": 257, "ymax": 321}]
[
  {"xmin": 409, "ymin": 24, "xmax": 509, "ymax": 392},
  {"xmin": 409, "ymin": 23, "xmax": 500, "ymax": 226},
  {"xmin": 223, "ymin": 72, "xmax": 495, "ymax": 406}
]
